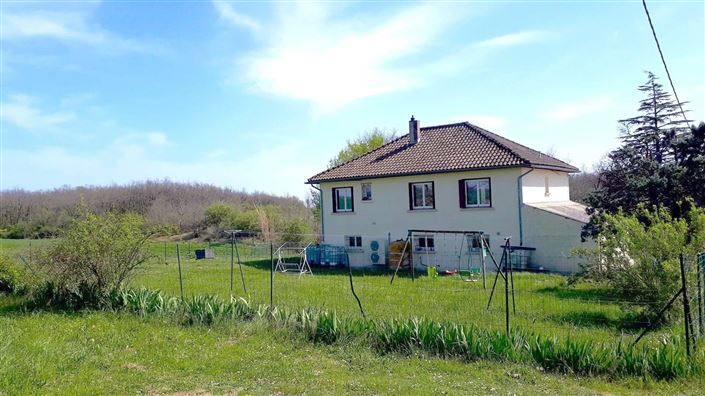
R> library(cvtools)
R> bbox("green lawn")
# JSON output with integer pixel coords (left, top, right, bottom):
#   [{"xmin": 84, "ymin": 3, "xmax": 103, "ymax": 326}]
[
  {"xmin": 1, "ymin": 306, "xmax": 703, "ymax": 395},
  {"xmin": 1, "ymin": 239, "xmax": 701, "ymax": 394},
  {"xmin": 131, "ymin": 241, "xmax": 678, "ymax": 346}
]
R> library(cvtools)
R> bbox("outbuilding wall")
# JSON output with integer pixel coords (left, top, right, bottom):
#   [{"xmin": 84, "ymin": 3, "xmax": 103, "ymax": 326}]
[{"xmin": 521, "ymin": 204, "xmax": 592, "ymax": 273}]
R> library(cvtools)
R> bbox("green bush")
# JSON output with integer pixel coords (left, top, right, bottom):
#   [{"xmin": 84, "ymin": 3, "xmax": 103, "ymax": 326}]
[
  {"xmin": 280, "ymin": 217, "xmax": 312, "ymax": 245},
  {"xmin": 31, "ymin": 209, "xmax": 153, "ymax": 309},
  {"xmin": 574, "ymin": 205, "xmax": 705, "ymax": 323},
  {"xmin": 0, "ymin": 224, "xmax": 26, "ymax": 239},
  {"xmin": 0, "ymin": 255, "xmax": 26, "ymax": 294}
]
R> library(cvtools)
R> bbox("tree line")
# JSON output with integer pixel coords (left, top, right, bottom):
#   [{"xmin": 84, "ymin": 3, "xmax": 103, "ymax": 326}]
[{"xmin": 0, "ymin": 180, "xmax": 314, "ymax": 240}]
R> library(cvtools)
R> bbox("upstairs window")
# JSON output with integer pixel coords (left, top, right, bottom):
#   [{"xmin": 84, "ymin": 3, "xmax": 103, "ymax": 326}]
[
  {"xmin": 361, "ymin": 183, "xmax": 372, "ymax": 201},
  {"xmin": 459, "ymin": 178, "xmax": 491, "ymax": 208},
  {"xmin": 333, "ymin": 187, "xmax": 353, "ymax": 213},
  {"xmin": 409, "ymin": 181, "xmax": 435, "ymax": 210}
]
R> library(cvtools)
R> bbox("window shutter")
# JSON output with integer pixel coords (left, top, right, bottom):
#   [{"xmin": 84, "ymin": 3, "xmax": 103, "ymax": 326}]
[
  {"xmin": 332, "ymin": 189, "xmax": 337, "ymax": 213},
  {"xmin": 408, "ymin": 183, "xmax": 413, "ymax": 210},
  {"xmin": 458, "ymin": 179, "xmax": 466, "ymax": 208}
]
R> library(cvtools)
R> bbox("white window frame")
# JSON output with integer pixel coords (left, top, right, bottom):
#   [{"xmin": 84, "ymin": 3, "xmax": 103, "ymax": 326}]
[
  {"xmin": 410, "ymin": 181, "xmax": 434, "ymax": 210},
  {"xmin": 361, "ymin": 183, "xmax": 372, "ymax": 201},
  {"xmin": 464, "ymin": 178, "xmax": 491, "ymax": 208},
  {"xmin": 413, "ymin": 234, "xmax": 435, "ymax": 253},
  {"xmin": 333, "ymin": 187, "xmax": 353, "ymax": 213}
]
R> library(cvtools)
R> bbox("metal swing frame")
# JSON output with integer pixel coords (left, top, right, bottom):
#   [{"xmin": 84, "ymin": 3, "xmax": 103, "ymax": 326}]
[
  {"xmin": 274, "ymin": 242, "xmax": 313, "ymax": 275},
  {"xmin": 390, "ymin": 229, "xmax": 487, "ymax": 287}
]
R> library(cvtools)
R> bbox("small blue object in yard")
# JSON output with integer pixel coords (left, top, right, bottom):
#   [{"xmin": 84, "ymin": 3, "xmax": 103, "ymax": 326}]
[
  {"xmin": 306, "ymin": 244, "xmax": 348, "ymax": 266},
  {"xmin": 371, "ymin": 252, "xmax": 380, "ymax": 263},
  {"xmin": 195, "ymin": 249, "xmax": 215, "ymax": 260},
  {"xmin": 370, "ymin": 240, "xmax": 379, "ymax": 251}
]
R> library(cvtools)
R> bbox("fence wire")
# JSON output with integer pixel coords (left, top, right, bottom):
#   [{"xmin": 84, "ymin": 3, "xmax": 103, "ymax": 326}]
[{"xmin": 141, "ymin": 233, "xmax": 705, "ymax": 350}]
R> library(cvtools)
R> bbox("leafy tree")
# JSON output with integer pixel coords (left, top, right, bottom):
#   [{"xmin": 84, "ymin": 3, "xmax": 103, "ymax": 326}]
[
  {"xmin": 583, "ymin": 72, "xmax": 701, "ymax": 239},
  {"xmin": 619, "ymin": 71, "xmax": 691, "ymax": 163},
  {"xmin": 574, "ymin": 205, "xmax": 705, "ymax": 324},
  {"xmin": 305, "ymin": 189, "xmax": 321, "ymax": 234},
  {"xmin": 280, "ymin": 217, "xmax": 313, "ymax": 245},
  {"xmin": 328, "ymin": 128, "xmax": 397, "ymax": 168},
  {"xmin": 307, "ymin": 128, "xmax": 397, "ymax": 230},
  {"xmin": 32, "ymin": 208, "xmax": 153, "ymax": 308},
  {"xmin": 204, "ymin": 203, "xmax": 236, "ymax": 227}
]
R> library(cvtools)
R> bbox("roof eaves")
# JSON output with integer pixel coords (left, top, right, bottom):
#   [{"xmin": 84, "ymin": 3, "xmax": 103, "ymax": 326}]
[{"xmin": 306, "ymin": 164, "xmax": 526, "ymax": 184}]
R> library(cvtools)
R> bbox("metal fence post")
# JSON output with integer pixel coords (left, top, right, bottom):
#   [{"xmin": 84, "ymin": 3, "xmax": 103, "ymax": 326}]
[
  {"xmin": 680, "ymin": 254, "xmax": 693, "ymax": 356},
  {"xmin": 270, "ymin": 242, "xmax": 274, "ymax": 309},
  {"xmin": 230, "ymin": 233, "xmax": 234, "ymax": 296},
  {"xmin": 698, "ymin": 254, "xmax": 704, "ymax": 337},
  {"xmin": 504, "ymin": 240, "xmax": 510, "ymax": 337},
  {"xmin": 177, "ymin": 243, "xmax": 184, "ymax": 300}
]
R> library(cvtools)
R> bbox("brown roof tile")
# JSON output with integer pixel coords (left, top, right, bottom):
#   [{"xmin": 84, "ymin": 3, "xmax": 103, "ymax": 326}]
[{"xmin": 307, "ymin": 122, "xmax": 579, "ymax": 183}]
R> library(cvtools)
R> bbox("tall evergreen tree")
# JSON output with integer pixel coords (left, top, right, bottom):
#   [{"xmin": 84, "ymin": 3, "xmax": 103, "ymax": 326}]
[
  {"xmin": 618, "ymin": 71, "xmax": 691, "ymax": 163},
  {"xmin": 582, "ymin": 73, "xmax": 700, "ymax": 240}
]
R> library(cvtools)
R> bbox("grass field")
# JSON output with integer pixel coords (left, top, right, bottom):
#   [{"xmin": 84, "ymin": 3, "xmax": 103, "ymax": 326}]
[{"xmin": 1, "ymin": 239, "xmax": 702, "ymax": 394}]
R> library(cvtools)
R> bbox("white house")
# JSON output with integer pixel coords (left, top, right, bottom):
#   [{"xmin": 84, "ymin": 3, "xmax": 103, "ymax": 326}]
[{"xmin": 306, "ymin": 117, "xmax": 591, "ymax": 273}]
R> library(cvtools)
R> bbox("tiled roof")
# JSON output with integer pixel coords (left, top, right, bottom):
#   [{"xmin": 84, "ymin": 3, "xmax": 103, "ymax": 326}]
[{"xmin": 307, "ymin": 122, "xmax": 579, "ymax": 183}]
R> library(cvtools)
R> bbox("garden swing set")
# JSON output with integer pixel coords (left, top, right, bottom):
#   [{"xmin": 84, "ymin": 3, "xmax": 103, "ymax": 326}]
[
  {"xmin": 390, "ymin": 229, "xmax": 490, "ymax": 287},
  {"xmin": 274, "ymin": 242, "xmax": 313, "ymax": 276}
]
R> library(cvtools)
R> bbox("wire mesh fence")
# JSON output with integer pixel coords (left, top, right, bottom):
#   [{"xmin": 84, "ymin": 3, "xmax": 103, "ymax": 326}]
[{"xmin": 138, "ymin": 231, "xmax": 705, "ymax": 353}]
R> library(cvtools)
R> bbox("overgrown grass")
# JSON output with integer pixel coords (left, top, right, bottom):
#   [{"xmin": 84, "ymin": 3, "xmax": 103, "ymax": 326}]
[{"xmin": 105, "ymin": 288, "xmax": 705, "ymax": 381}]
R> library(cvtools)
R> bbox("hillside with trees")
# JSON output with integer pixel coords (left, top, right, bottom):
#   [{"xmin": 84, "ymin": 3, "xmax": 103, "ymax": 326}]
[{"xmin": 0, "ymin": 181, "xmax": 314, "ymax": 240}]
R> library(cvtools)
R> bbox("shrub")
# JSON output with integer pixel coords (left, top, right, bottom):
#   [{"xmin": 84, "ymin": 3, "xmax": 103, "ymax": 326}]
[
  {"xmin": 574, "ymin": 205, "xmax": 705, "ymax": 323},
  {"xmin": 0, "ymin": 255, "xmax": 26, "ymax": 294},
  {"xmin": 0, "ymin": 224, "xmax": 26, "ymax": 239},
  {"xmin": 31, "ymin": 208, "xmax": 153, "ymax": 309},
  {"xmin": 280, "ymin": 218, "xmax": 312, "ymax": 245}
]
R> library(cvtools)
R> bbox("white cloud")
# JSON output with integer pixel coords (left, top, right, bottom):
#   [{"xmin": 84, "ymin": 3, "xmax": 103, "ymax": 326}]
[
  {"xmin": 233, "ymin": 2, "xmax": 472, "ymax": 110},
  {"xmin": 0, "ymin": 94, "xmax": 75, "ymax": 130},
  {"xmin": 225, "ymin": 2, "xmax": 551, "ymax": 110},
  {"xmin": 477, "ymin": 31, "xmax": 548, "ymax": 47},
  {"xmin": 1, "ymin": 11, "xmax": 167, "ymax": 55},
  {"xmin": 212, "ymin": 0, "xmax": 262, "ymax": 33},
  {"xmin": 542, "ymin": 96, "xmax": 613, "ymax": 122}
]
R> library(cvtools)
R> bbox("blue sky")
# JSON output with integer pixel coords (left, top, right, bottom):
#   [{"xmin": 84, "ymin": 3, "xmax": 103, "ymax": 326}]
[{"xmin": 1, "ymin": 0, "xmax": 703, "ymax": 199}]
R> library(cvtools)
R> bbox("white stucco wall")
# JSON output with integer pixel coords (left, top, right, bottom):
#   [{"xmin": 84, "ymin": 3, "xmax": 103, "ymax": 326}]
[
  {"xmin": 521, "ymin": 169, "xmax": 570, "ymax": 203},
  {"xmin": 522, "ymin": 205, "xmax": 592, "ymax": 273},
  {"xmin": 320, "ymin": 168, "xmax": 523, "ymax": 266},
  {"xmin": 317, "ymin": 167, "xmax": 588, "ymax": 272}
]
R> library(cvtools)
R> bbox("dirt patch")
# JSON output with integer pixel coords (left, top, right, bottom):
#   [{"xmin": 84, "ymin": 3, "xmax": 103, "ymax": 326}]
[{"xmin": 121, "ymin": 362, "xmax": 147, "ymax": 372}]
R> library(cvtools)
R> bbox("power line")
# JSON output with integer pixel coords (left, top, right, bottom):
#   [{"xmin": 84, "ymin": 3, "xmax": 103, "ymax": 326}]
[{"xmin": 641, "ymin": 0, "xmax": 692, "ymax": 127}]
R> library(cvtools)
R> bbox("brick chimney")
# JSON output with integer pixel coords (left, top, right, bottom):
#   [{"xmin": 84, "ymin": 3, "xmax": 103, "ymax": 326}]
[{"xmin": 409, "ymin": 115, "xmax": 419, "ymax": 145}]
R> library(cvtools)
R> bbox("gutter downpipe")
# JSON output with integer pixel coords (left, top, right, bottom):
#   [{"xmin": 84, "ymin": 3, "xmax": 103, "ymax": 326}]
[
  {"xmin": 311, "ymin": 184, "xmax": 324, "ymax": 242},
  {"xmin": 517, "ymin": 168, "xmax": 534, "ymax": 246}
]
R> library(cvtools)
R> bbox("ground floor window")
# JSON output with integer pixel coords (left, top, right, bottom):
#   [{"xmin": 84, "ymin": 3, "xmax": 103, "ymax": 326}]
[
  {"xmin": 469, "ymin": 234, "xmax": 490, "ymax": 251},
  {"xmin": 346, "ymin": 235, "xmax": 362, "ymax": 248},
  {"xmin": 413, "ymin": 234, "xmax": 435, "ymax": 252}
]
